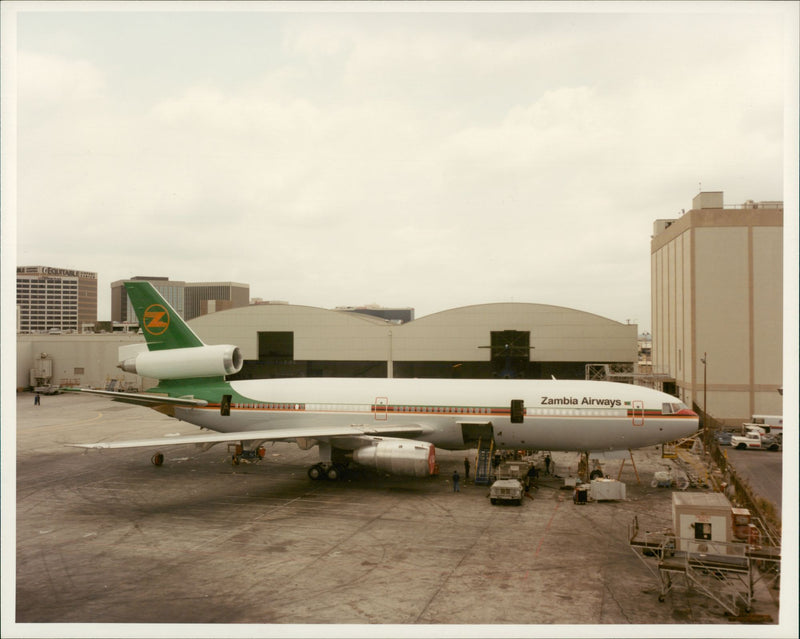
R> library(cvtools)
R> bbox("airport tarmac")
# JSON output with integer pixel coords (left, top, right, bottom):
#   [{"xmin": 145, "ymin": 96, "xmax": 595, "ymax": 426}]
[{"xmin": 10, "ymin": 392, "xmax": 783, "ymax": 635}]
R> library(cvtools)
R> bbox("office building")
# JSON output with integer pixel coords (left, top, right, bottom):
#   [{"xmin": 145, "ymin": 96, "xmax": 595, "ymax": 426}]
[
  {"xmin": 651, "ymin": 191, "xmax": 783, "ymax": 424},
  {"xmin": 111, "ymin": 277, "xmax": 249, "ymax": 323},
  {"xmin": 16, "ymin": 266, "xmax": 97, "ymax": 333}
]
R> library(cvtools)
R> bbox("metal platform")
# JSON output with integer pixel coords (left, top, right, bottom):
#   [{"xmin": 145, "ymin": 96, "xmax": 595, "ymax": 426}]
[{"xmin": 628, "ymin": 516, "xmax": 781, "ymax": 616}]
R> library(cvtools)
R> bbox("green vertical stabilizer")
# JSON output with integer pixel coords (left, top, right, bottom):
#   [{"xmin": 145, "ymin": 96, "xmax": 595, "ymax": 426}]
[{"xmin": 125, "ymin": 281, "xmax": 204, "ymax": 351}]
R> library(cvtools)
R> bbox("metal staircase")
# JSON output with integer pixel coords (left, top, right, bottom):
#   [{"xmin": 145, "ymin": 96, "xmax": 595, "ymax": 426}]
[
  {"xmin": 474, "ymin": 437, "xmax": 494, "ymax": 485},
  {"xmin": 629, "ymin": 516, "xmax": 781, "ymax": 616}
]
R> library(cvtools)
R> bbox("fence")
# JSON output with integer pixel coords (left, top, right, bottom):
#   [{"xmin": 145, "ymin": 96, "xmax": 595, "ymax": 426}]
[{"xmin": 694, "ymin": 403, "xmax": 781, "ymax": 543}]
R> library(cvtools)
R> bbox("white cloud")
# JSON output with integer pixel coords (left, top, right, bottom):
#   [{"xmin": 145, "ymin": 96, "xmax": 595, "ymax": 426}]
[
  {"xmin": 11, "ymin": 6, "xmax": 792, "ymax": 326},
  {"xmin": 18, "ymin": 50, "xmax": 105, "ymax": 104}
]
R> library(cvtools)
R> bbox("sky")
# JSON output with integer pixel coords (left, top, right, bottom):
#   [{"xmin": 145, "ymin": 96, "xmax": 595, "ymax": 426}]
[{"xmin": 3, "ymin": 1, "xmax": 796, "ymax": 333}]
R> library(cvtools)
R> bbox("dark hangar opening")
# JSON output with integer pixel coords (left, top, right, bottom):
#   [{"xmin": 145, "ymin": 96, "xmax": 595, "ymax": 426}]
[
  {"xmin": 258, "ymin": 331, "xmax": 294, "ymax": 360},
  {"xmin": 488, "ymin": 330, "xmax": 531, "ymax": 379}
]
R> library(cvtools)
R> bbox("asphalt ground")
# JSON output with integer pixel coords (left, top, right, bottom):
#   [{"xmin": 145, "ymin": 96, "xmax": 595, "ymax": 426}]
[
  {"xmin": 6, "ymin": 392, "xmax": 789, "ymax": 638},
  {"xmin": 723, "ymin": 447, "xmax": 783, "ymax": 519}
]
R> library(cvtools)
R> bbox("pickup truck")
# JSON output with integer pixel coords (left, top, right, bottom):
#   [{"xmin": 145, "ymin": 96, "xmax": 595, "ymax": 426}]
[
  {"xmin": 489, "ymin": 479, "xmax": 525, "ymax": 505},
  {"xmin": 730, "ymin": 432, "xmax": 780, "ymax": 451}
]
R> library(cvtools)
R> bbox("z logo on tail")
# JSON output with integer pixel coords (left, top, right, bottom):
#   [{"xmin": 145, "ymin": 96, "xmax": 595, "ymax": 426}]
[{"xmin": 143, "ymin": 304, "xmax": 170, "ymax": 335}]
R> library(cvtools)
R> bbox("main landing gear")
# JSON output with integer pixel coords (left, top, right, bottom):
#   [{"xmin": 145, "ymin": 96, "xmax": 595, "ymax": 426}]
[
  {"xmin": 307, "ymin": 463, "xmax": 347, "ymax": 481},
  {"xmin": 577, "ymin": 451, "xmax": 606, "ymax": 481}
]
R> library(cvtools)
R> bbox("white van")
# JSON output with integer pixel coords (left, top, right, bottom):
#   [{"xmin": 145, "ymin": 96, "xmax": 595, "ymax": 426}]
[{"xmin": 744, "ymin": 415, "xmax": 783, "ymax": 442}]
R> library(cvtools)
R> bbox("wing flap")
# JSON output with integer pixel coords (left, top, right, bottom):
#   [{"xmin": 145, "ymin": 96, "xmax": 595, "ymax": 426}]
[{"xmin": 67, "ymin": 423, "xmax": 427, "ymax": 450}]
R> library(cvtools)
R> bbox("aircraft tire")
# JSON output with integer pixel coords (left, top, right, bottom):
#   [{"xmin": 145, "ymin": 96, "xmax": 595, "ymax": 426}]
[
  {"xmin": 326, "ymin": 465, "xmax": 341, "ymax": 481},
  {"xmin": 151, "ymin": 452, "xmax": 164, "ymax": 467},
  {"xmin": 308, "ymin": 464, "xmax": 324, "ymax": 480},
  {"xmin": 589, "ymin": 469, "xmax": 603, "ymax": 480}
]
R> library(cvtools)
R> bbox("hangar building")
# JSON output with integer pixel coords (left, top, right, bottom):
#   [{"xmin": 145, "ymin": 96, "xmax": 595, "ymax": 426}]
[
  {"xmin": 17, "ymin": 303, "xmax": 638, "ymax": 390},
  {"xmin": 190, "ymin": 302, "xmax": 638, "ymax": 382}
]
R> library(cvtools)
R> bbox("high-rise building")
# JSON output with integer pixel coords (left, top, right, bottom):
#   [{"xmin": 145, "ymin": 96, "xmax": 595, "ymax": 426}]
[
  {"xmin": 111, "ymin": 277, "xmax": 249, "ymax": 323},
  {"xmin": 651, "ymin": 192, "xmax": 783, "ymax": 424},
  {"xmin": 16, "ymin": 266, "xmax": 98, "ymax": 333},
  {"xmin": 185, "ymin": 282, "xmax": 250, "ymax": 319}
]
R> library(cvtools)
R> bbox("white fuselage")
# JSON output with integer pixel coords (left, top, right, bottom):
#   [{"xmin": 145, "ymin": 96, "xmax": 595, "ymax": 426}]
[{"xmin": 174, "ymin": 378, "xmax": 698, "ymax": 453}]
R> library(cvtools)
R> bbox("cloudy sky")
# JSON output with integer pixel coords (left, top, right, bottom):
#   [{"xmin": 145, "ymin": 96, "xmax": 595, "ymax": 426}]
[{"xmin": 3, "ymin": 1, "xmax": 797, "ymax": 331}]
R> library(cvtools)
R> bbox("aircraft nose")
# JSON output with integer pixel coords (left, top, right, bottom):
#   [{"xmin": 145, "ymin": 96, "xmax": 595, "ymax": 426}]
[{"xmin": 677, "ymin": 408, "xmax": 698, "ymax": 417}]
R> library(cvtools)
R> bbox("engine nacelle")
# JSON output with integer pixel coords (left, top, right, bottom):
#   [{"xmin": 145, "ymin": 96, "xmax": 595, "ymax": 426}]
[
  {"xmin": 351, "ymin": 438, "xmax": 436, "ymax": 478},
  {"xmin": 119, "ymin": 344, "xmax": 243, "ymax": 380}
]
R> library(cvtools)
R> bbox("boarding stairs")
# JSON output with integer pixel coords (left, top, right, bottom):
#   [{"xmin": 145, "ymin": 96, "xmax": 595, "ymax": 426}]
[{"xmin": 474, "ymin": 438, "xmax": 494, "ymax": 486}]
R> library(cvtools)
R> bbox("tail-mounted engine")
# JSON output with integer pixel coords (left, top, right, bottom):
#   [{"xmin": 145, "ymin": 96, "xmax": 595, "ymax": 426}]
[
  {"xmin": 351, "ymin": 438, "xmax": 436, "ymax": 478},
  {"xmin": 119, "ymin": 344, "xmax": 243, "ymax": 380}
]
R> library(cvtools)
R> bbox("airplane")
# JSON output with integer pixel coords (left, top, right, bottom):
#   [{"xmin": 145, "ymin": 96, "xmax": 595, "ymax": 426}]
[{"xmin": 66, "ymin": 281, "xmax": 700, "ymax": 481}]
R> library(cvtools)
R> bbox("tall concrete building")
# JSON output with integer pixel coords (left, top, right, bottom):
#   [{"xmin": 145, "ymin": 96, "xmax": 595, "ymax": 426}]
[
  {"xmin": 651, "ymin": 191, "xmax": 783, "ymax": 425},
  {"xmin": 111, "ymin": 277, "xmax": 249, "ymax": 323},
  {"xmin": 16, "ymin": 266, "xmax": 98, "ymax": 333}
]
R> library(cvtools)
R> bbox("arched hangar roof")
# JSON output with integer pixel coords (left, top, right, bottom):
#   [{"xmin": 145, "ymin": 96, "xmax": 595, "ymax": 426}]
[
  {"xmin": 190, "ymin": 303, "xmax": 391, "ymax": 362},
  {"xmin": 189, "ymin": 301, "xmax": 637, "ymax": 363},
  {"xmin": 395, "ymin": 303, "xmax": 636, "ymax": 362}
]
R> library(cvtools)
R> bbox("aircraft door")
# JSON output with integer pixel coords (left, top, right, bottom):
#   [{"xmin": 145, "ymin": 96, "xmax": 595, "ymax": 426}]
[
  {"xmin": 221, "ymin": 394, "xmax": 232, "ymax": 416},
  {"xmin": 373, "ymin": 397, "xmax": 388, "ymax": 421},
  {"xmin": 632, "ymin": 400, "xmax": 644, "ymax": 426},
  {"xmin": 510, "ymin": 399, "xmax": 525, "ymax": 423}
]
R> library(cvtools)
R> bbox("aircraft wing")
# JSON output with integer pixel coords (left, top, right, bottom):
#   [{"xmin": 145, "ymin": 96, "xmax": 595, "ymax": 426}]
[
  {"xmin": 67, "ymin": 423, "xmax": 427, "ymax": 450},
  {"xmin": 62, "ymin": 387, "xmax": 209, "ymax": 408}
]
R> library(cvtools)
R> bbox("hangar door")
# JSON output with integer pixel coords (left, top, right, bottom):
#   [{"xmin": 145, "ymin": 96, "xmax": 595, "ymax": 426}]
[
  {"xmin": 487, "ymin": 330, "xmax": 531, "ymax": 379},
  {"xmin": 258, "ymin": 331, "xmax": 294, "ymax": 362}
]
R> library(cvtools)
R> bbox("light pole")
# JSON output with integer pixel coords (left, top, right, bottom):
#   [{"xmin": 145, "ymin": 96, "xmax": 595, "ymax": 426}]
[{"xmin": 700, "ymin": 352, "xmax": 708, "ymax": 447}]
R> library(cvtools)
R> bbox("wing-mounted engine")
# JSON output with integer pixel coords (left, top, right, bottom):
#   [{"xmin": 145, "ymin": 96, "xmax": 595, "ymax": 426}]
[
  {"xmin": 119, "ymin": 344, "xmax": 243, "ymax": 380},
  {"xmin": 350, "ymin": 437, "xmax": 436, "ymax": 478}
]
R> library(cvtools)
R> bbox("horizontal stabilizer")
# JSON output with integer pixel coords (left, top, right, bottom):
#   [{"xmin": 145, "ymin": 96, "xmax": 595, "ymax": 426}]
[{"xmin": 62, "ymin": 387, "xmax": 208, "ymax": 408}]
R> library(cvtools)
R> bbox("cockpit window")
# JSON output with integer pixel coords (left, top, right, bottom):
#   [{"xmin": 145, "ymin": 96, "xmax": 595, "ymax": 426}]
[{"xmin": 662, "ymin": 402, "xmax": 688, "ymax": 415}]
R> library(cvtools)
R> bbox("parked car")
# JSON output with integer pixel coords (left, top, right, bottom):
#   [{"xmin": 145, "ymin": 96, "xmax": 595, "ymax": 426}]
[{"xmin": 715, "ymin": 431, "xmax": 733, "ymax": 446}]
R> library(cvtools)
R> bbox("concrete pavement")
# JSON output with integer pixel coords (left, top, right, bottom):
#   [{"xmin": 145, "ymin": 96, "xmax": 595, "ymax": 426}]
[{"xmin": 8, "ymin": 392, "xmax": 785, "ymax": 636}]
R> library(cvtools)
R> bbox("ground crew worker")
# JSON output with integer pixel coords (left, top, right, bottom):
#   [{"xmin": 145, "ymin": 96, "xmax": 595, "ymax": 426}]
[
  {"xmin": 464, "ymin": 457, "xmax": 470, "ymax": 480},
  {"xmin": 452, "ymin": 470, "xmax": 460, "ymax": 492}
]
